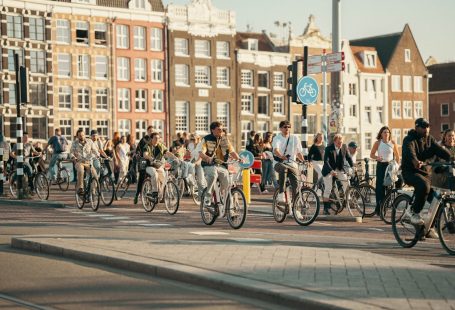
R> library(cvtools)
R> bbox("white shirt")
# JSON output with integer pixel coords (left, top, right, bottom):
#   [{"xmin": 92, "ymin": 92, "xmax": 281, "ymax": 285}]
[
  {"xmin": 272, "ymin": 133, "xmax": 302, "ymax": 162},
  {"xmin": 378, "ymin": 140, "xmax": 394, "ymax": 162}
]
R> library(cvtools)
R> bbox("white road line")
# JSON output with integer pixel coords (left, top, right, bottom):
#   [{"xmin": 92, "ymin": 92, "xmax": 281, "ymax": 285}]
[
  {"xmin": 100, "ymin": 216, "xmax": 130, "ymax": 220},
  {"xmin": 85, "ymin": 214, "xmax": 115, "ymax": 217},
  {"xmin": 314, "ymin": 221, "xmax": 333, "ymax": 226},
  {"xmin": 190, "ymin": 231, "xmax": 229, "ymax": 236},
  {"xmin": 120, "ymin": 220, "xmax": 150, "ymax": 224},
  {"xmin": 368, "ymin": 228, "xmax": 384, "ymax": 232},
  {"xmin": 139, "ymin": 223, "xmax": 172, "ymax": 227},
  {"xmin": 229, "ymin": 238, "xmax": 271, "ymax": 243}
]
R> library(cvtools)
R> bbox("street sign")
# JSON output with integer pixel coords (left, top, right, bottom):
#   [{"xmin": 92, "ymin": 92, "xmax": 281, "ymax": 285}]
[
  {"xmin": 238, "ymin": 150, "xmax": 255, "ymax": 169},
  {"xmin": 326, "ymin": 62, "xmax": 344, "ymax": 72},
  {"xmin": 296, "ymin": 76, "xmax": 319, "ymax": 105},
  {"xmin": 308, "ymin": 55, "xmax": 322, "ymax": 65},
  {"xmin": 326, "ymin": 52, "xmax": 344, "ymax": 63},
  {"xmin": 307, "ymin": 64, "xmax": 322, "ymax": 74}
]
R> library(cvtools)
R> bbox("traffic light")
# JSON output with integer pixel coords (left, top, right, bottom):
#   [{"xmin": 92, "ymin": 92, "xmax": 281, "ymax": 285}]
[
  {"xmin": 19, "ymin": 66, "xmax": 29, "ymax": 104},
  {"xmin": 287, "ymin": 61, "xmax": 298, "ymax": 103}
]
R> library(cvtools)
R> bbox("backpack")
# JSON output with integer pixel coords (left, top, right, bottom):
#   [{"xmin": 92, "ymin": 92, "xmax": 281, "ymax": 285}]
[{"xmin": 383, "ymin": 160, "xmax": 399, "ymax": 187}]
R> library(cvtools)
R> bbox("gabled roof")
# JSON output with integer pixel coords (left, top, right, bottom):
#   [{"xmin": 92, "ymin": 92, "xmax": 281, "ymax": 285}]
[
  {"xmin": 350, "ymin": 46, "xmax": 384, "ymax": 74},
  {"xmin": 428, "ymin": 62, "xmax": 455, "ymax": 92},
  {"xmin": 52, "ymin": 0, "xmax": 165, "ymax": 12},
  {"xmin": 350, "ymin": 32, "xmax": 401, "ymax": 69},
  {"xmin": 235, "ymin": 32, "xmax": 275, "ymax": 52}
]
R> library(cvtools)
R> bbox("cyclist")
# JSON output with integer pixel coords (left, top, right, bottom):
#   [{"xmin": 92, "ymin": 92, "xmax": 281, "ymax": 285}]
[
  {"xmin": 401, "ymin": 118, "xmax": 451, "ymax": 225},
  {"xmin": 272, "ymin": 120, "xmax": 305, "ymax": 204},
  {"xmin": 90, "ymin": 130, "xmax": 110, "ymax": 178},
  {"xmin": 133, "ymin": 126, "xmax": 154, "ymax": 204},
  {"xmin": 0, "ymin": 133, "xmax": 11, "ymax": 175},
  {"xmin": 71, "ymin": 129, "xmax": 99, "ymax": 195},
  {"xmin": 46, "ymin": 128, "xmax": 69, "ymax": 183},
  {"xmin": 11, "ymin": 132, "xmax": 40, "ymax": 191},
  {"xmin": 199, "ymin": 122, "xmax": 241, "ymax": 207},
  {"xmin": 321, "ymin": 133, "xmax": 354, "ymax": 215}
]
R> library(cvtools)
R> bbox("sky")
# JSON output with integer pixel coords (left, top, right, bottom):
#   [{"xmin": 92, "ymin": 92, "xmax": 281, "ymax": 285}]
[{"xmin": 163, "ymin": 0, "xmax": 455, "ymax": 63}]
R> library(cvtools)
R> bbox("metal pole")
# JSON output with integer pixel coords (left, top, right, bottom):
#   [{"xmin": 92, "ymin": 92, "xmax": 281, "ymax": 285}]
[
  {"xmin": 15, "ymin": 53, "xmax": 24, "ymax": 199},
  {"xmin": 322, "ymin": 49, "xmax": 327, "ymax": 146},
  {"xmin": 0, "ymin": 148, "xmax": 4, "ymax": 196},
  {"xmin": 301, "ymin": 46, "xmax": 308, "ymax": 157},
  {"xmin": 331, "ymin": 0, "xmax": 341, "ymax": 135}
]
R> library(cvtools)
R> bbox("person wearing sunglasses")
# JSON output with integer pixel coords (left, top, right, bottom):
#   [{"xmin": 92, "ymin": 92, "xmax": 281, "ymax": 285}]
[{"xmin": 272, "ymin": 120, "xmax": 305, "ymax": 203}]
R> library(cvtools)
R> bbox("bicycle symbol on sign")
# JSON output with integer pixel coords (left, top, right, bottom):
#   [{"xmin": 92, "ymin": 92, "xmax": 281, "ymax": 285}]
[{"xmin": 299, "ymin": 83, "xmax": 317, "ymax": 98}]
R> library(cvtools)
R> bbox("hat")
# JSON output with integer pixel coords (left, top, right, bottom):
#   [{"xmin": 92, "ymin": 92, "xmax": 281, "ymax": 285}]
[
  {"xmin": 415, "ymin": 118, "xmax": 430, "ymax": 128},
  {"xmin": 348, "ymin": 141, "xmax": 358, "ymax": 148},
  {"xmin": 90, "ymin": 129, "xmax": 99, "ymax": 136}
]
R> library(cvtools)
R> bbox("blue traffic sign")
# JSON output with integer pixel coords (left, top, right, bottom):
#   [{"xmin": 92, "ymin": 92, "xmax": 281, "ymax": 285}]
[
  {"xmin": 238, "ymin": 150, "xmax": 255, "ymax": 169},
  {"xmin": 296, "ymin": 76, "xmax": 319, "ymax": 105}
]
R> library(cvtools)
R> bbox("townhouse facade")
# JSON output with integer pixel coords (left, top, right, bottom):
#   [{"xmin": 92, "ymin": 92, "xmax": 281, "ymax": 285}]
[{"xmin": 0, "ymin": 0, "xmax": 53, "ymax": 143}]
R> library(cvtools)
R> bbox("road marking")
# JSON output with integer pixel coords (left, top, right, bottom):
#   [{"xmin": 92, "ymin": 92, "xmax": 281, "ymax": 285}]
[
  {"xmin": 0, "ymin": 293, "xmax": 50, "ymax": 310},
  {"xmin": 85, "ymin": 214, "xmax": 115, "ymax": 217},
  {"xmin": 191, "ymin": 231, "xmax": 229, "ymax": 236},
  {"xmin": 101, "ymin": 216, "xmax": 130, "ymax": 220},
  {"xmin": 120, "ymin": 220, "xmax": 150, "ymax": 224},
  {"xmin": 229, "ymin": 238, "xmax": 271, "ymax": 243},
  {"xmin": 139, "ymin": 223, "xmax": 172, "ymax": 227},
  {"xmin": 368, "ymin": 228, "xmax": 384, "ymax": 232},
  {"xmin": 314, "ymin": 221, "xmax": 333, "ymax": 226}
]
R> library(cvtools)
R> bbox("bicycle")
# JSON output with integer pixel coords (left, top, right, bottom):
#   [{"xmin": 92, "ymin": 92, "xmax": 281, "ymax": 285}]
[
  {"xmin": 298, "ymin": 83, "xmax": 317, "ymax": 98},
  {"xmin": 200, "ymin": 160, "xmax": 247, "ymax": 229},
  {"xmin": 98, "ymin": 157, "xmax": 115, "ymax": 206},
  {"xmin": 9, "ymin": 154, "xmax": 49, "ymax": 200},
  {"xmin": 391, "ymin": 162, "xmax": 455, "ymax": 255},
  {"xmin": 115, "ymin": 155, "xmax": 137, "ymax": 201},
  {"xmin": 350, "ymin": 159, "xmax": 376, "ymax": 217},
  {"xmin": 48, "ymin": 157, "xmax": 70, "ymax": 191},
  {"xmin": 271, "ymin": 159, "xmax": 320, "ymax": 226},
  {"xmin": 141, "ymin": 159, "xmax": 180, "ymax": 215},
  {"xmin": 75, "ymin": 160, "xmax": 100, "ymax": 212}
]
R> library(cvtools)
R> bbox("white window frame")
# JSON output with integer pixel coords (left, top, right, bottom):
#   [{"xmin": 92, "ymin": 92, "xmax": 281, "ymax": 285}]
[
  {"xmin": 365, "ymin": 52, "xmax": 376, "ymax": 68},
  {"xmin": 30, "ymin": 50, "xmax": 46, "ymax": 74},
  {"xmin": 175, "ymin": 38, "xmax": 189, "ymax": 56},
  {"xmin": 392, "ymin": 75, "xmax": 401, "ymax": 92},
  {"xmin": 58, "ymin": 86, "xmax": 72, "ymax": 110},
  {"xmin": 75, "ymin": 21, "xmax": 89, "ymax": 45},
  {"xmin": 216, "ymin": 67, "xmax": 230, "ymax": 87},
  {"xmin": 441, "ymin": 103, "xmax": 449, "ymax": 117},
  {"xmin": 175, "ymin": 64, "xmax": 189, "ymax": 86},
  {"xmin": 405, "ymin": 49, "xmax": 411, "ymax": 62},
  {"xmin": 118, "ymin": 119, "xmax": 131, "ymax": 138},
  {"xmin": 117, "ymin": 57, "xmax": 130, "ymax": 81},
  {"xmin": 441, "ymin": 123, "xmax": 450, "ymax": 132},
  {"xmin": 403, "ymin": 75, "xmax": 412, "ymax": 92},
  {"xmin": 258, "ymin": 72, "xmax": 269, "ymax": 89},
  {"xmin": 216, "ymin": 41, "xmax": 229, "ymax": 59},
  {"xmin": 392, "ymin": 100, "xmax": 401, "ymax": 119},
  {"xmin": 195, "ymin": 102, "xmax": 210, "ymax": 135},
  {"xmin": 152, "ymin": 89, "xmax": 163, "ymax": 112},
  {"xmin": 195, "ymin": 40, "xmax": 210, "ymax": 58},
  {"xmin": 195, "ymin": 66, "xmax": 210, "ymax": 87},
  {"xmin": 77, "ymin": 55, "xmax": 90, "ymax": 79},
  {"xmin": 95, "ymin": 56, "xmax": 108, "ymax": 80},
  {"xmin": 118, "ymin": 88, "xmax": 130, "ymax": 112},
  {"xmin": 94, "ymin": 23, "xmax": 107, "ymax": 46},
  {"xmin": 392, "ymin": 129, "xmax": 402, "ymax": 146},
  {"xmin": 403, "ymin": 101, "xmax": 413, "ymax": 119},
  {"xmin": 151, "ymin": 59, "xmax": 163, "ymax": 82},
  {"xmin": 133, "ymin": 26, "xmax": 146, "ymax": 50},
  {"xmin": 57, "ymin": 53, "xmax": 71, "ymax": 77},
  {"xmin": 59, "ymin": 119, "xmax": 73, "ymax": 141},
  {"xmin": 241, "ymin": 93, "xmax": 253, "ymax": 114},
  {"xmin": 56, "ymin": 19, "xmax": 70, "ymax": 44},
  {"xmin": 414, "ymin": 101, "xmax": 423, "ymax": 118},
  {"xmin": 365, "ymin": 106, "xmax": 372, "ymax": 123},
  {"xmin": 247, "ymin": 39, "xmax": 258, "ymax": 51},
  {"xmin": 77, "ymin": 88, "xmax": 90, "ymax": 111},
  {"xmin": 29, "ymin": 17, "xmax": 45, "ymax": 41},
  {"xmin": 78, "ymin": 120, "xmax": 91, "ymax": 136},
  {"xmin": 414, "ymin": 76, "xmax": 423, "ymax": 93},
  {"xmin": 175, "ymin": 101, "xmax": 189, "ymax": 132},
  {"xmin": 136, "ymin": 120, "xmax": 148, "ymax": 140},
  {"xmin": 217, "ymin": 102, "xmax": 230, "ymax": 131},
  {"xmin": 134, "ymin": 58, "xmax": 146, "ymax": 82},
  {"xmin": 273, "ymin": 95, "xmax": 284, "ymax": 115},
  {"xmin": 116, "ymin": 25, "xmax": 129, "ymax": 49},
  {"xmin": 241, "ymin": 121, "xmax": 253, "ymax": 148},
  {"xmin": 96, "ymin": 120, "xmax": 109, "ymax": 139},
  {"xmin": 258, "ymin": 94, "xmax": 269, "ymax": 115},
  {"xmin": 96, "ymin": 88, "xmax": 108, "ymax": 111},
  {"xmin": 364, "ymin": 133, "xmax": 372, "ymax": 150},
  {"xmin": 151, "ymin": 120, "xmax": 164, "ymax": 135},
  {"xmin": 150, "ymin": 27, "xmax": 163, "ymax": 51},
  {"xmin": 241, "ymin": 70, "xmax": 253, "ymax": 88},
  {"xmin": 135, "ymin": 89, "xmax": 147, "ymax": 112},
  {"xmin": 7, "ymin": 15, "xmax": 23, "ymax": 39},
  {"xmin": 377, "ymin": 106, "xmax": 383, "ymax": 123},
  {"xmin": 273, "ymin": 72, "xmax": 285, "ymax": 89}
]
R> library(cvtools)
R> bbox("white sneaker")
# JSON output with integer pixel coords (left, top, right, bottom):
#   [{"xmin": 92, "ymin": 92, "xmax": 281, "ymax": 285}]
[
  {"xmin": 426, "ymin": 228, "xmax": 439, "ymax": 239},
  {"xmin": 262, "ymin": 189, "xmax": 269, "ymax": 194},
  {"xmin": 410, "ymin": 213, "xmax": 424, "ymax": 226},
  {"xmin": 276, "ymin": 192, "xmax": 285, "ymax": 203},
  {"xmin": 294, "ymin": 209, "xmax": 303, "ymax": 220}
]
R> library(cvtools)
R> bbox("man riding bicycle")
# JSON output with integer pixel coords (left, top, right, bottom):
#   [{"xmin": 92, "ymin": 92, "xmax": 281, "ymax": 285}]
[
  {"xmin": 401, "ymin": 118, "xmax": 451, "ymax": 225},
  {"xmin": 199, "ymin": 121, "xmax": 240, "ymax": 207},
  {"xmin": 46, "ymin": 128, "xmax": 69, "ymax": 183},
  {"xmin": 71, "ymin": 129, "xmax": 99, "ymax": 195},
  {"xmin": 11, "ymin": 132, "xmax": 40, "ymax": 191}
]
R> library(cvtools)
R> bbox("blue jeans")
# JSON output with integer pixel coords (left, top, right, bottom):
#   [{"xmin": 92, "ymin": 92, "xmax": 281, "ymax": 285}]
[
  {"xmin": 261, "ymin": 159, "xmax": 278, "ymax": 191},
  {"xmin": 48, "ymin": 153, "xmax": 67, "ymax": 180}
]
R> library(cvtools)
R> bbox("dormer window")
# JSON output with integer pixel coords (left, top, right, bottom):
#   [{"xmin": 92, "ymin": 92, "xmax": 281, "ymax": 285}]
[
  {"xmin": 247, "ymin": 39, "xmax": 258, "ymax": 51},
  {"xmin": 405, "ymin": 49, "xmax": 411, "ymax": 62},
  {"xmin": 134, "ymin": 0, "xmax": 145, "ymax": 9},
  {"xmin": 364, "ymin": 52, "xmax": 376, "ymax": 68}
]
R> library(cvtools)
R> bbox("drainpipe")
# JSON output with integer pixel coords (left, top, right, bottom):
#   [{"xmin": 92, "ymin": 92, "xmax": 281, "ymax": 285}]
[
  {"xmin": 110, "ymin": 16, "xmax": 117, "ymax": 138},
  {"xmin": 165, "ymin": 20, "xmax": 171, "ymax": 146}
]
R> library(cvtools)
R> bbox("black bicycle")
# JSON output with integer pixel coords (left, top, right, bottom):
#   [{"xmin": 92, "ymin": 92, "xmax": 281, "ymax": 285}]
[
  {"xmin": 75, "ymin": 161, "xmax": 100, "ymax": 212},
  {"xmin": 99, "ymin": 158, "xmax": 115, "ymax": 206},
  {"xmin": 116, "ymin": 157, "xmax": 137, "ymax": 201},
  {"xmin": 9, "ymin": 155, "xmax": 49, "ymax": 200}
]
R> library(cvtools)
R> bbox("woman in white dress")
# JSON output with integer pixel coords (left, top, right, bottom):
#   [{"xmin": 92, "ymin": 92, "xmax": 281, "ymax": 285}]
[{"xmin": 116, "ymin": 136, "xmax": 130, "ymax": 181}]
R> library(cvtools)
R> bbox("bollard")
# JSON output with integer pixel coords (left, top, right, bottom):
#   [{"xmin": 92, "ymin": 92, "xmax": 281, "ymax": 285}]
[
  {"xmin": 0, "ymin": 148, "xmax": 3, "ymax": 196},
  {"xmin": 242, "ymin": 168, "xmax": 251, "ymax": 204}
]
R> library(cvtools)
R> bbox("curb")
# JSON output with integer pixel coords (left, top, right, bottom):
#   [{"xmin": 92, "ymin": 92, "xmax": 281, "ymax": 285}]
[
  {"xmin": 0, "ymin": 198, "xmax": 65, "ymax": 208},
  {"xmin": 11, "ymin": 237, "xmax": 368, "ymax": 310}
]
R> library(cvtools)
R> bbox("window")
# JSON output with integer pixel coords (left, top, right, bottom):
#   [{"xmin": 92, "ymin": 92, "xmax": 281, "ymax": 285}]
[
  {"xmin": 151, "ymin": 120, "xmax": 164, "ymax": 135},
  {"xmin": 392, "ymin": 100, "xmax": 401, "ymax": 119},
  {"xmin": 7, "ymin": 15, "xmax": 22, "ymax": 39},
  {"xmin": 76, "ymin": 21, "xmax": 89, "ymax": 44},
  {"xmin": 241, "ymin": 121, "xmax": 253, "ymax": 148},
  {"xmin": 392, "ymin": 75, "xmax": 401, "ymax": 92},
  {"xmin": 29, "ymin": 17, "xmax": 45, "ymax": 41},
  {"xmin": 94, "ymin": 23, "xmax": 107, "ymax": 46},
  {"xmin": 152, "ymin": 89, "xmax": 163, "ymax": 112},
  {"xmin": 365, "ymin": 106, "xmax": 372, "ymax": 123},
  {"xmin": 9, "ymin": 84, "xmax": 16, "ymax": 104},
  {"xmin": 95, "ymin": 56, "xmax": 108, "ymax": 79},
  {"xmin": 403, "ymin": 101, "xmax": 413, "ymax": 119},
  {"xmin": 78, "ymin": 120, "xmax": 91, "ymax": 136},
  {"xmin": 32, "ymin": 117, "xmax": 47, "ymax": 140},
  {"xmin": 151, "ymin": 60, "xmax": 163, "ymax": 82},
  {"xmin": 241, "ymin": 70, "xmax": 253, "ymax": 87},
  {"xmin": 216, "ymin": 67, "xmax": 229, "ymax": 87},
  {"xmin": 57, "ymin": 54, "xmax": 71, "ymax": 77},
  {"xmin": 175, "ymin": 101, "xmax": 188, "ymax": 132},
  {"xmin": 273, "ymin": 95, "xmax": 284, "ymax": 114},
  {"xmin": 96, "ymin": 120, "xmax": 109, "ymax": 139},
  {"xmin": 441, "ymin": 123, "xmax": 450, "ymax": 131},
  {"xmin": 195, "ymin": 66, "xmax": 210, "ymax": 86},
  {"xmin": 8, "ymin": 49, "xmax": 24, "ymax": 71},
  {"xmin": 273, "ymin": 72, "xmax": 285, "ymax": 89},
  {"xmin": 441, "ymin": 103, "xmax": 449, "ymax": 116},
  {"xmin": 241, "ymin": 94, "xmax": 253, "ymax": 114},
  {"xmin": 58, "ymin": 86, "xmax": 72, "ymax": 110},
  {"xmin": 257, "ymin": 121, "xmax": 268, "ymax": 134},
  {"xmin": 392, "ymin": 129, "xmax": 402, "ymax": 145},
  {"xmin": 56, "ymin": 20, "xmax": 70, "ymax": 44},
  {"xmin": 117, "ymin": 57, "xmax": 130, "ymax": 81},
  {"xmin": 403, "ymin": 75, "xmax": 412, "ymax": 92},
  {"xmin": 414, "ymin": 76, "xmax": 423, "ymax": 92},
  {"xmin": 216, "ymin": 41, "xmax": 229, "ymax": 58},
  {"xmin": 96, "ymin": 88, "xmax": 108, "ymax": 111},
  {"xmin": 136, "ymin": 120, "xmax": 147, "ymax": 140},
  {"xmin": 135, "ymin": 89, "xmax": 147, "ymax": 112},
  {"xmin": 195, "ymin": 102, "xmax": 210, "ymax": 134},
  {"xmin": 59, "ymin": 119, "xmax": 73, "ymax": 140},
  {"xmin": 175, "ymin": 38, "xmax": 189, "ymax": 56},
  {"xmin": 30, "ymin": 50, "xmax": 46, "ymax": 74},
  {"xmin": 405, "ymin": 49, "xmax": 411, "ymax": 62},
  {"xmin": 258, "ymin": 95, "xmax": 269, "ymax": 115},
  {"xmin": 258, "ymin": 72, "xmax": 269, "ymax": 88},
  {"xmin": 151, "ymin": 28, "xmax": 163, "ymax": 51},
  {"xmin": 134, "ymin": 0, "xmax": 146, "ymax": 9},
  {"xmin": 118, "ymin": 120, "xmax": 130, "ymax": 138},
  {"xmin": 365, "ymin": 133, "xmax": 372, "ymax": 150},
  {"xmin": 77, "ymin": 88, "xmax": 90, "ymax": 110},
  {"xmin": 377, "ymin": 107, "xmax": 383, "ymax": 123},
  {"xmin": 349, "ymin": 104, "xmax": 357, "ymax": 117},
  {"xmin": 77, "ymin": 55, "xmax": 90, "ymax": 79},
  {"xmin": 175, "ymin": 64, "xmax": 189, "ymax": 86},
  {"xmin": 30, "ymin": 84, "xmax": 47, "ymax": 107},
  {"xmin": 133, "ymin": 26, "xmax": 146, "ymax": 50},
  {"xmin": 414, "ymin": 101, "xmax": 423, "ymax": 118},
  {"xmin": 403, "ymin": 129, "xmax": 410, "ymax": 139},
  {"xmin": 134, "ymin": 58, "xmax": 146, "ymax": 81},
  {"xmin": 116, "ymin": 25, "xmax": 129, "ymax": 49},
  {"xmin": 217, "ymin": 102, "xmax": 229, "ymax": 131},
  {"xmin": 247, "ymin": 39, "xmax": 258, "ymax": 51},
  {"xmin": 10, "ymin": 117, "xmax": 26, "ymax": 139},
  {"xmin": 365, "ymin": 53, "xmax": 376, "ymax": 67},
  {"xmin": 195, "ymin": 40, "xmax": 210, "ymax": 57},
  {"xmin": 348, "ymin": 83, "xmax": 357, "ymax": 95},
  {"xmin": 307, "ymin": 115, "xmax": 316, "ymax": 134},
  {"xmin": 118, "ymin": 88, "xmax": 130, "ymax": 112}
]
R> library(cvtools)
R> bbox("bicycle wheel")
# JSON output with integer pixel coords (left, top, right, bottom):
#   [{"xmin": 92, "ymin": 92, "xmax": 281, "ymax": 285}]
[
  {"xmin": 437, "ymin": 198, "xmax": 455, "ymax": 255},
  {"xmin": 164, "ymin": 181, "xmax": 180, "ymax": 215},
  {"xmin": 391, "ymin": 194, "xmax": 419, "ymax": 248},
  {"xmin": 99, "ymin": 176, "xmax": 115, "ymax": 206},
  {"xmin": 227, "ymin": 187, "xmax": 247, "ymax": 229},
  {"xmin": 177, "ymin": 178, "xmax": 185, "ymax": 200},
  {"xmin": 9, "ymin": 173, "xmax": 17, "ymax": 197},
  {"xmin": 75, "ymin": 185, "xmax": 85, "ymax": 210},
  {"xmin": 346, "ymin": 187, "xmax": 365, "ymax": 218},
  {"xmin": 115, "ymin": 175, "xmax": 131, "ymax": 200},
  {"xmin": 200, "ymin": 188, "xmax": 217, "ymax": 225},
  {"xmin": 272, "ymin": 188, "xmax": 287, "ymax": 223},
  {"xmin": 380, "ymin": 189, "xmax": 398, "ymax": 225},
  {"xmin": 57, "ymin": 168, "xmax": 70, "ymax": 191},
  {"xmin": 34, "ymin": 172, "xmax": 49, "ymax": 201},
  {"xmin": 190, "ymin": 181, "xmax": 200, "ymax": 206},
  {"xmin": 358, "ymin": 184, "xmax": 376, "ymax": 217},
  {"xmin": 141, "ymin": 179, "xmax": 156, "ymax": 212},
  {"xmin": 328, "ymin": 189, "xmax": 343, "ymax": 214},
  {"xmin": 89, "ymin": 178, "xmax": 100, "ymax": 212},
  {"xmin": 292, "ymin": 187, "xmax": 320, "ymax": 226}
]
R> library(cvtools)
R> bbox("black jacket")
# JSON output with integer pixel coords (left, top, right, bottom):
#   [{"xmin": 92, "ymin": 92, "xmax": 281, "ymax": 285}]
[
  {"xmin": 321, "ymin": 143, "xmax": 353, "ymax": 177},
  {"xmin": 401, "ymin": 129, "xmax": 450, "ymax": 176}
]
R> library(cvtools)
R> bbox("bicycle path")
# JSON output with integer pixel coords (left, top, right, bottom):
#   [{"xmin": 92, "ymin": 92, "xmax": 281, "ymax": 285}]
[{"xmin": 12, "ymin": 234, "xmax": 455, "ymax": 310}]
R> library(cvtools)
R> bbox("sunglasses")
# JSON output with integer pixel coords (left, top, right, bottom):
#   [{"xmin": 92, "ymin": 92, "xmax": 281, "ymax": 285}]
[{"xmin": 281, "ymin": 126, "xmax": 291, "ymax": 129}]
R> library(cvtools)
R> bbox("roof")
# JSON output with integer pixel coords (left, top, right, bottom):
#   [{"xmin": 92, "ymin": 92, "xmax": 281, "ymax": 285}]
[
  {"xmin": 235, "ymin": 32, "xmax": 275, "ymax": 52},
  {"xmin": 428, "ymin": 62, "xmax": 455, "ymax": 92},
  {"xmin": 350, "ymin": 32, "xmax": 401, "ymax": 69},
  {"xmin": 350, "ymin": 46, "xmax": 384, "ymax": 74},
  {"xmin": 52, "ymin": 0, "xmax": 165, "ymax": 12}
]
